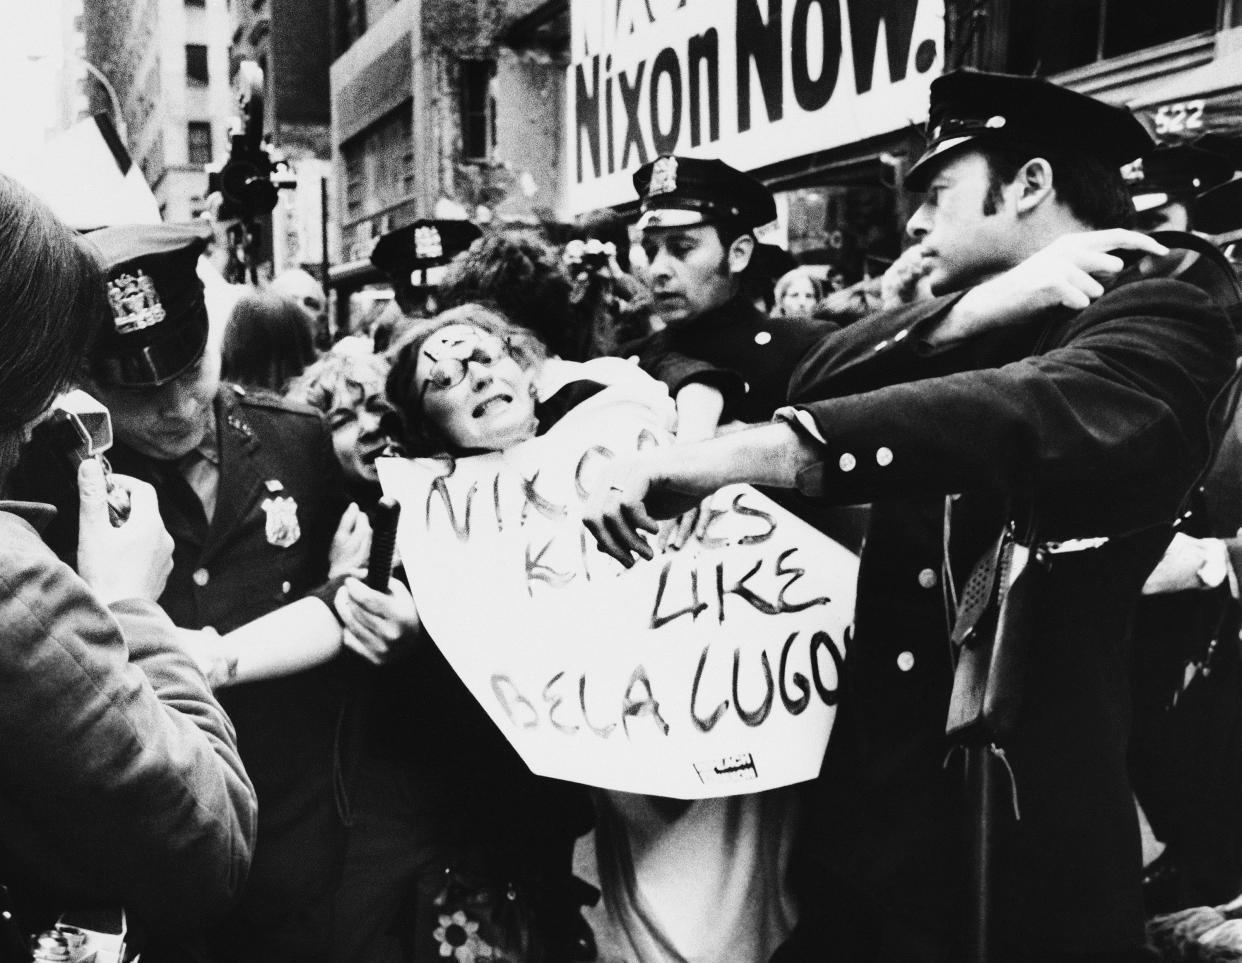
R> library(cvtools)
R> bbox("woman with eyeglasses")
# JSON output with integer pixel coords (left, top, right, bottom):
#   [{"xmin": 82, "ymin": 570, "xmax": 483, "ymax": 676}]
[
  {"xmin": 327, "ymin": 304, "xmax": 604, "ymax": 963},
  {"xmin": 377, "ymin": 304, "xmax": 800, "ymax": 963}
]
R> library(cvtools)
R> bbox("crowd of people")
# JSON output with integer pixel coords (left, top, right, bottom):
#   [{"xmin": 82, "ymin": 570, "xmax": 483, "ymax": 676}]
[{"xmin": 4, "ymin": 66, "xmax": 1242, "ymax": 963}]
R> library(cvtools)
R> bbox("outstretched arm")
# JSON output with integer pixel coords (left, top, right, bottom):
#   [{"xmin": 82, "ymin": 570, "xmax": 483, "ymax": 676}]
[{"xmin": 584, "ymin": 420, "xmax": 818, "ymax": 566}]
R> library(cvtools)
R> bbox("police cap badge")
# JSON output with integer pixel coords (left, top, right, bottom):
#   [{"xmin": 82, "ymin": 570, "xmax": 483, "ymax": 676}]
[
  {"xmin": 633, "ymin": 155, "xmax": 776, "ymax": 232},
  {"xmin": 85, "ymin": 222, "xmax": 211, "ymax": 387}
]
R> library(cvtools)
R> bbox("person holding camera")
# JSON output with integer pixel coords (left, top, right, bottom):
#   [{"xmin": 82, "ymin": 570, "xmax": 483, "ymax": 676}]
[
  {"xmin": 54, "ymin": 223, "xmax": 418, "ymax": 963},
  {"xmin": 0, "ymin": 173, "xmax": 256, "ymax": 961}
]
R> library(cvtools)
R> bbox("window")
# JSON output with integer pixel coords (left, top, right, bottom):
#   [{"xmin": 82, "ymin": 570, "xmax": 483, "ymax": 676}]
[
  {"xmin": 459, "ymin": 59, "xmax": 496, "ymax": 162},
  {"xmin": 187, "ymin": 121, "xmax": 213, "ymax": 165},
  {"xmin": 401, "ymin": 113, "xmax": 415, "ymax": 195},
  {"xmin": 373, "ymin": 108, "xmax": 413, "ymax": 201},
  {"xmin": 185, "ymin": 44, "xmax": 209, "ymax": 85},
  {"xmin": 343, "ymin": 141, "xmax": 365, "ymax": 218},
  {"xmin": 339, "ymin": 0, "xmax": 367, "ymax": 50},
  {"xmin": 1008, "ymin": 0, "xmax": 1217, "ymax": 75},
  {"xmin": 340, "ymin": 105, "xmax": 414, "ymax": 221}
]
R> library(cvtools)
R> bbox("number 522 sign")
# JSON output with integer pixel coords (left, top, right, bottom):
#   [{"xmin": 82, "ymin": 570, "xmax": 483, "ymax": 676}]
[{"xmin": 1152, "ymin": 99, "xmax": 1205, "ymax": 138}]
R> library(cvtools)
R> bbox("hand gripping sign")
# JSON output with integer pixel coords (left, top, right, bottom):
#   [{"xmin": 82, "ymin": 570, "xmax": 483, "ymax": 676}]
[{"xmin": 378, "ymin": 387, "xmax": 858, "ymax": 799}]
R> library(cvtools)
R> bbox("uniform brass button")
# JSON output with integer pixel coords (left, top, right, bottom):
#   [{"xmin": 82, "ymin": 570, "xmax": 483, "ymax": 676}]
[
  {"xmin": 894, "ymin": 329, "xmax": 909, "ymax": 342},
  {"xmin": 192, "ymin": 568, "xmax": 209, "ymax": 587},
  {"xmin": 281, "ymin": 580, "xmax": 292, "ymax": 594},
  {"xmin": 838, "ymin": 453, "xmax": 856, "ymax": 472},
  {"xmin": 876, "ymin": 446, "xmax": 893, "ymax": 467},
  {"xmin": 897, "ymin": 651, "xmax": 915, "ymax": 672},
  {"xmin": 754, "ymin": 331, "xmax": 773, "ymax": 346},
  {"xmin": 743, "ymin": 381, "xmax": 751, "ymax": 393},
  {"xmin": 627, "ymin": 355, "xmax": 640, "ymax": 364},
  {"xmin": 873, "ymin": 340, "xmax": 889, "ymax": 352},
  {"xmin": 918, "ymin": 568, "xmax": 938, "ymax": 589}
]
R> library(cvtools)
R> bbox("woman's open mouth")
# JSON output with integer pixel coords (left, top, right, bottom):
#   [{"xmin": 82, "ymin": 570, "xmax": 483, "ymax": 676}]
[{"xmin": 472, "ymin": 394, "xmax": 513, "ymax": 418}]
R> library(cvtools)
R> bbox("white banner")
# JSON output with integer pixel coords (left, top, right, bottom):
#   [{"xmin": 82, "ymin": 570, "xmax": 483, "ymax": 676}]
[
  {"xmin": 378, "ymin": 387, "xmax": 858, "ymax": 798},
  {"xmin": 566, "ymin": 0, "xmax": 944, "ymax": 214}
]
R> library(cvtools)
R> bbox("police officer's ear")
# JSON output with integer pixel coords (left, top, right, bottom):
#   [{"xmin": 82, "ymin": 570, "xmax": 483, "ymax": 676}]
[
  {"xmin": 1015, "ymin": 158, "xmax": 1056, "ymax": 215},
  {"xmin": 727, "ymin": 234, "xmax": 755, "ymax": 276}
]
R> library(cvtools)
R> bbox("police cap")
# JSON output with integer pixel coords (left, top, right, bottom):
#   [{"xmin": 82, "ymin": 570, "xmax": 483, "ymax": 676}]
[
  {"xmin": 87, "ymin": 222, "xmax": 211, "ymax": 388},
  {"xmin": 906, "ymin": 70, "xmax": 1154, "ymax": 192},
  {"xmin": 633, "ymin": 155, "xmax": 776, "ymax": 232},
  {"xmin": 1124, "ymin": 144, "xmax": 1236, "ymax": 213},
  {"xmin": 369, "ymin": 219, "xmax": 482, "ymax": 283}
]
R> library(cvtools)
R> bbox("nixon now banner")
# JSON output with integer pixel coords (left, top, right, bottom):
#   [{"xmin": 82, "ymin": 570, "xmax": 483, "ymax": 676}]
[
  {"xmin": 378, "ymin": 387, "xmax": 858, "ymax": 799},
  {"xmin": 566, "ymin": 0, "xmax": 945, "ymax": 213}
]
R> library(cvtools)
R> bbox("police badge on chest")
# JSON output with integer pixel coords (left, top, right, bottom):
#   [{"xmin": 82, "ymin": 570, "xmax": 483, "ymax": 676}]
[{"xmin": 261, "ymin": 485, "xmax": 301, "ymax": 548}]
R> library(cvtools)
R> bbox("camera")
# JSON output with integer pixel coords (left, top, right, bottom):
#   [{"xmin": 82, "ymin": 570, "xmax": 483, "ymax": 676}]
[
  {"xmin": 31, "ymin": 390, "xmax": 131, "ymax": 526},
  {"xmin": 563, "ymin": 239, "xmax": 616, "ymax": 272}
]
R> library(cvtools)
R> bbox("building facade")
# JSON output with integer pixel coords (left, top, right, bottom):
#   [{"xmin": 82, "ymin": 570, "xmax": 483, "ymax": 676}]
[
  {"xmin": 83, "ymin": 0, "xmax": 234, "ymax": 222},
  {"xmin": 328, "ymin": 0, "xmax": 565, "ymax": 297},
  {"xmin": 974, "ymin": 0, "xmax": 1242, "ymax": 148}
]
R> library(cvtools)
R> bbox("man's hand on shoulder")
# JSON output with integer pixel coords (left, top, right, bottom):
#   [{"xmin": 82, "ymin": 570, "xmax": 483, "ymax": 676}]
[{"xmin": 936, "ymin": 230, "xmax": 1170, "ymax": 346}]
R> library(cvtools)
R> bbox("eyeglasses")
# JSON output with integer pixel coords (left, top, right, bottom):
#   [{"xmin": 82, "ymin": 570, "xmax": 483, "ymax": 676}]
[{"xmin": 418, "ymin": 332, "xmax": 511, "ymax": 399}]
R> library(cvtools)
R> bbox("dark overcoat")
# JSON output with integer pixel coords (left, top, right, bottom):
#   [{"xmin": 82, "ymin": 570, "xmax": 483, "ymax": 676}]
[{"xmin": 785, "ymin": 273, "xmax": 1235, "ymax": 953}]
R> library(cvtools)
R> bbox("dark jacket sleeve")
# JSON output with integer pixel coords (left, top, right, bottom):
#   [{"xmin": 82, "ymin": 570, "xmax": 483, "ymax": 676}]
[
  {"xmin": 627, "ymin": 331, "xmax": 748, "ymax": 409},
  {"xmin": 0, "ymin": 514, "xmax": 257, "ymax": 931},
  {"xmin": 785, "ymin": 279, "xmax": 1234, "ymax": 534}
]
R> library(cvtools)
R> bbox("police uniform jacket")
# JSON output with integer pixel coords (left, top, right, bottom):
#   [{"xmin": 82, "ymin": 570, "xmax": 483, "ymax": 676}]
[
  {"xmin": 626, "ymin": 294, "xmax": 836, "ymax": 424},
  {"xmin": 106, "ymin": 385, "xmax": 350, "ymax": 960},
  {"xmin": 0, "ymin": 501, "xmax": 255, "ymax": 950},
  {"xmin": 784, "ymin": 274, "xmax": 1235, "ymax": 952},
  {"xmin": 107, "ymin": 385, "xmax": 349, "ymax": 792},
  {"xmin": 627, "ymin": 295, "xmax": 869, "ymax": 549}
]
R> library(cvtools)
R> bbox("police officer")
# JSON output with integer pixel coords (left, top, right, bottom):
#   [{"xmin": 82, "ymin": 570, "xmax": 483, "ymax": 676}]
[
  {"xmin": 0, "ymin": 173, "xmax": 255, "ymax": 963},
  {"xmin": 368, "ymin": 219, "xmax": 482, "ymax": 348},
  {"xmin": 58, "ymin": 223, "xmax": 418, "ymax": 962},
  {"xmin": 626, "ymin": 156, "xmax": 867, "ymax": 553},
  {"xmin": 625, "ymin": 156, "xmax": 836, "ymax": 441},
  {"xmin": 586, "ymin": 70, "xmax": 1238, "ymax": 961},
  {"xmin": 1123, "ymin": 143, "xmax": 1236, "ymax": 234}
]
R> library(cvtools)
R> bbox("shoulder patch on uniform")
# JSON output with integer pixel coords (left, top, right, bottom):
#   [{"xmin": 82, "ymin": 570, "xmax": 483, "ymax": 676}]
[{"xmin": 238, "ymin": 390, "xmax": 321, "ymax": 420}]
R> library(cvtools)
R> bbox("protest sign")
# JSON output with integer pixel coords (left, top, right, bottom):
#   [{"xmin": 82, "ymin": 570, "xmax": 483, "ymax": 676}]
[{"xmin": 378, "ymin": 387, "xmax": 858, "ymax": 798}]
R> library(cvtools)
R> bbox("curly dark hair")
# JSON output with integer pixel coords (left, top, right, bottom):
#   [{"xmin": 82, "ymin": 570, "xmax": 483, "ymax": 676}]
[
  {"xmin": 286, "ymin": 349, "xmax": 389, "ymax": 416},
  {"xmin": 383, "ymin": 303, "xmax": 546, "ymax": 457},
  {"xmin": 436, "ymin": 229, "xmax": 578, "ymax": 360}
]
